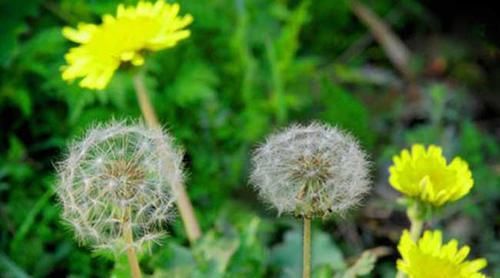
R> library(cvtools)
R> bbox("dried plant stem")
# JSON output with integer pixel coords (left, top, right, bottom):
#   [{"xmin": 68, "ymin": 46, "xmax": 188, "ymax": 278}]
[
  {"xmin": 350, "ymin": 0, "xmax": 413, "ymax": 81},
  {"xmin": 123, "ymin": 216, "xmax": 142, "ymax": 278},
  {"xmin": 132, "ymin": 72, "xmax": 202, "ymax": 243},
  {"xmin": 303, "ymin": 217, "xmax": 312, "ymax": 278},
  {"xmin": 133, "ymin": 73, "xmax": 160, "ymax": 127}
]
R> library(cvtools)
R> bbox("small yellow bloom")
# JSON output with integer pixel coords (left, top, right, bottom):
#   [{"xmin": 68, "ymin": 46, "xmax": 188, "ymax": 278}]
[
  {"xmin": 389, "ymin": 144, "xmax": 473, "ymax": 206},
  {"xmin": 397, "ymin": 230, "xmax": 487, "ymax": 278},
  {"xmin": 61, "ymin": 0, "xmax": 193, "ymax": 90}
]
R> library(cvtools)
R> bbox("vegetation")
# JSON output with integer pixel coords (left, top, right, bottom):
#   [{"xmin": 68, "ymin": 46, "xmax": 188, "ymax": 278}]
[{"xmin": 0, "ymin": 0, "xmax": 498, "ymax": 277}]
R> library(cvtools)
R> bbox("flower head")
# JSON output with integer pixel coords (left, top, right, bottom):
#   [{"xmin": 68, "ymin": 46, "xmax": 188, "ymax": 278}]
[
  {"xmin": 61, "ymin": 0, "xmax": 193, "ymax": 89},
  {"xmin": 56, "ymin": 121, "xmax": 184, "ymax": 252},
  {"xmin": 389, "ymin": 144, "xmax": 473, "ymax": 207},
  {"xmin": 397, "ymin": 230, "xmax": 487, "ymax": 278},
  {"xmin": 250, "ymin": 122, "xmax": 370, "ymax": 218}
]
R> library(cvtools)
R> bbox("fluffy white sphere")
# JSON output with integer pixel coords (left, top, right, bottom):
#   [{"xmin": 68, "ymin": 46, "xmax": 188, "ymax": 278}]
[
  {"xmin": 250, "ymin": 122, "xmax": 370, "ymax": 218},
  {"xmin": 56, "ymin": 121, "xmax": 183, "ymax": 252}
]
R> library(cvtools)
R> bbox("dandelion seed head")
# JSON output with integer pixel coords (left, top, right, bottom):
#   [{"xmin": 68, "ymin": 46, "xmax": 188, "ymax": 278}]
[
  {"xmin": 250, "ymin": 122, "xmax": 371, "ymax": 218},
  {"xmin": 56, "ymin": 121, "xmax": 182, "ymax": 253}
]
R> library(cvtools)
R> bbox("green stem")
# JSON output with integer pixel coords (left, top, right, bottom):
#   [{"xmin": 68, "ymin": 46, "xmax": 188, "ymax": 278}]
[
  {"xmin": 409, "ymin": 214, "xmax": 423, "ymax": 242},
  {"xmin": 396, "ymin": 202, "xmax": 424, "ymax": 278},
  {"xmin": 303, "ymin": 217, "xmax": 312, "ymax": 278},
  {"xmin": 407, "ymin": 202, "xmax": 424, "ymax": 241}
]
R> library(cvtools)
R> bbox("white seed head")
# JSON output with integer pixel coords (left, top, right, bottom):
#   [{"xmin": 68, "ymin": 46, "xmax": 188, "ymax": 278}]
[
  {"xmin": 250, "ymin": 122, "xmax": 371, "ymax": 218},
  {"xmin": 56, "ymin": 121, "xmax": 183, "ymax": 253}
]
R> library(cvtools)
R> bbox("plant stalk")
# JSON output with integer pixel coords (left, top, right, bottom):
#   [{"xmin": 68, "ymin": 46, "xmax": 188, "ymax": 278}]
[
  {"xmin": 303, "ymin": 217, "xmax": 312, "ymax": 278},
  {"xmin": 407, "ymin": 201, "xmax": 424, "ymax": 241},
  {"xmin": 123, "ymin": 219, "xmax": 142, "ymax": 278},
  {"xmin": 132, "ymin": 72, "xmax": 202, "ymax": 243},
  {"xmin": 409, "ymin": 215, "xmax": 423, "ymax": 242},
  {"xmin": 396, "ymin": 202, "xmax": 424, "ymax": 278},
  {"xmin": 133, "ymin": 73, "xmax": 160, "ymax": 127}
]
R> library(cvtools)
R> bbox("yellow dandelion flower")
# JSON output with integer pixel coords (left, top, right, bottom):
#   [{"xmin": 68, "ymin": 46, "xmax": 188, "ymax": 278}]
[
  {"xmin": 397, "ymin": 230, "xmax": 487, "ymax": 278},
  {"xmin": 61, "ymin": 0, "xmax": 193, "ymax": 90},
  {"xmin": 389, "ymin": 144, "xmax": 473, "ymax": 206}
]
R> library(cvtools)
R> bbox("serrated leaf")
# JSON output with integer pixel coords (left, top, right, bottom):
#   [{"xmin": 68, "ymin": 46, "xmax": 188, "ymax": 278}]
[
  {"xmin": 339, "ymin": 251, "xmax": 377, "ymax": 278},
  {"xmin": 194, "ymin": 230, "xmax": 240, "ymax": 274}
]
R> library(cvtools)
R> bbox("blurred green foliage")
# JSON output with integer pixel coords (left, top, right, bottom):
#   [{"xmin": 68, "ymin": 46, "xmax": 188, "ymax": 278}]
[{"xmin": 1, "ymin": 0, "xmax": 498, "ymax": 277}]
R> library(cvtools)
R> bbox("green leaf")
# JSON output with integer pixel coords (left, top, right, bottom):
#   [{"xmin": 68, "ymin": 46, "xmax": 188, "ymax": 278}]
[
  {"xmin": 271, "ymin": 225, "xmax": 345, "ymax": 278},
  {"xmin": 166, "ymin": 62, "xmax": 219, "ymax": 107},
  {"xmin": 273, "ymin": 0, "xmax": 311, "ymax": 73},
  {"xmin": 0, "ymin": 253, "xmax": 30, "ymax": 278},
  {"xmin": 338, "ymin": 251, "xmax": 377, "ymax": 278},
  {"xmin": 0, "ymin": 0, "xmax": 42, "ymax": 67},
  {"xmin": 110, "ymin": 254, "xmax": 131, "ymax": 278},
  {"xmin": 7, "ymin": 136, "xmax": 26, "ymax": 161},
  {"xmin": 0, "ymin": 85, "xmax": 32, "ymax": 117},
  {"xmin": 11, "ymin": 187, "xmax": 54, "ymax": 251},
  {"xmin": 194, "ymin": 230, "xmax": 240, "ymax": 274},
  {"xmin": 319, "ymin": 79, "xmax": 374, "ymax": 149},
  {"xmin": 148, "ymin": 241, "xmax": 197, "ymax": 277}
]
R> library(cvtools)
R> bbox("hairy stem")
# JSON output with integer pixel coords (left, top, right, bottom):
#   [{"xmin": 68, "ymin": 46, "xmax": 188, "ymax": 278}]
[
  {"xmin": 132, "ymin": 72, "xmax": 202, "ymax": 243},
  {"xmin": 303, "ymin": 217, "xmax": 312, "ymax": 278},
  {"xmin": 396, "ymin": 202, "xmax": 424, "ymax": 278},
  {"xmin": 409, "ymin": 215, "xmax": 423, "ymax": 242},
  {"xmin": 123, "ymin": 217, "xmax": 142, "ymax": 278},
  {"xmin": 407, "ymin": 201, "xmax": 424, "ymax": 241}
]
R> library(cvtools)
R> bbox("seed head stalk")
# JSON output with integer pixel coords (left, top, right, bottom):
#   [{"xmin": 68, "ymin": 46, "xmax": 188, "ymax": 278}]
[
  {"xmin": 132, "ymin": 72, "xmax": 201, "ymax": 243},
  {"xmin": 303, "ymin": 217, "xmax": 312, "ymax": 278},
  {"xmin": 123, "ymin": 208, "xmax": 141, "ymax": 278}
]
